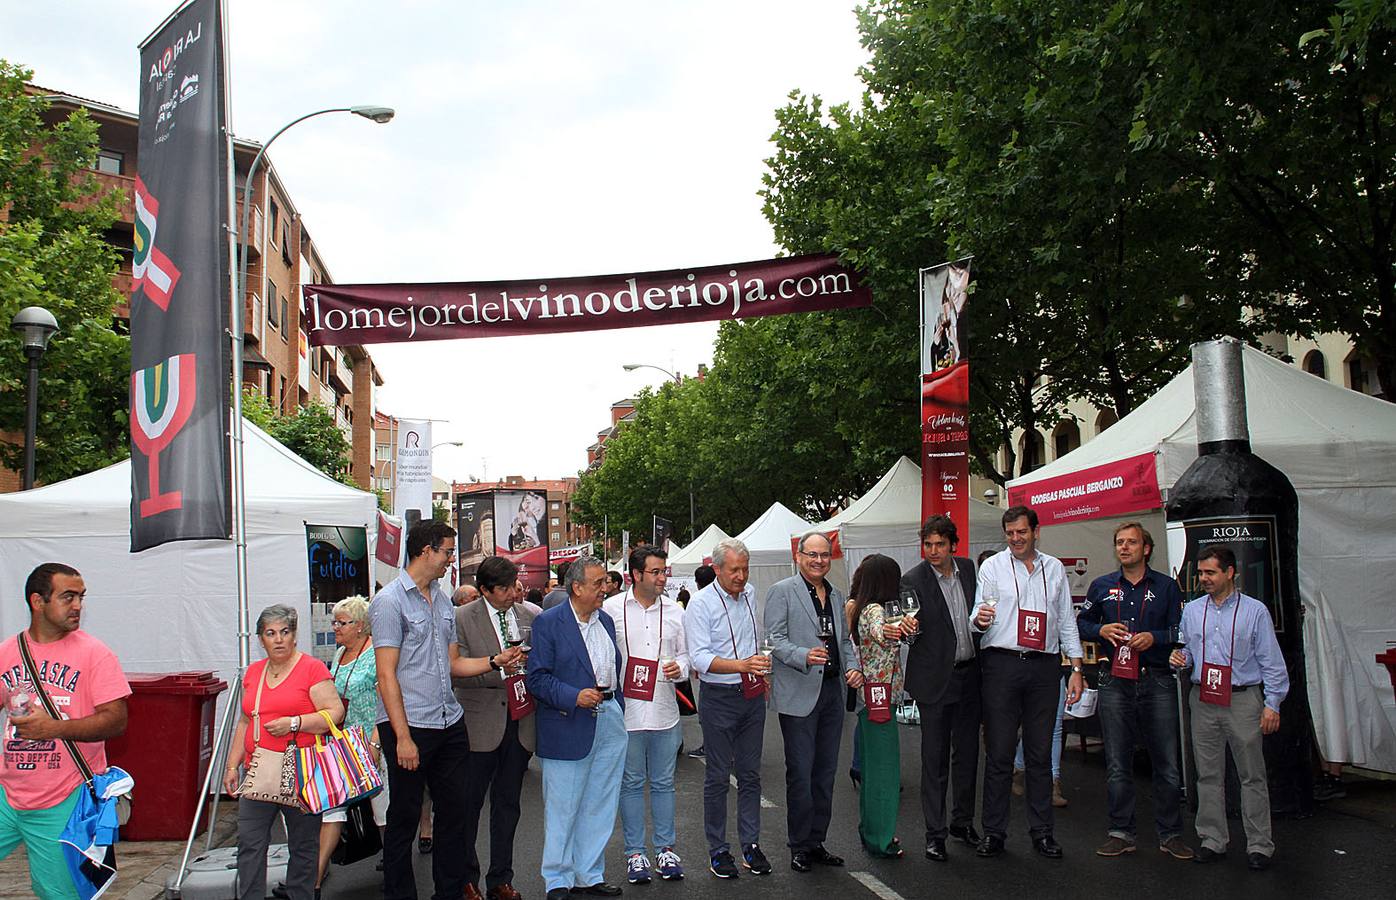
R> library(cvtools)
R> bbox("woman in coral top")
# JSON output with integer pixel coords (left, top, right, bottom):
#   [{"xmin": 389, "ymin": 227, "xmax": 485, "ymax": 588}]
[{"xmin": 222, "ymin": 604, "xmax": 344, "ymax": 900}]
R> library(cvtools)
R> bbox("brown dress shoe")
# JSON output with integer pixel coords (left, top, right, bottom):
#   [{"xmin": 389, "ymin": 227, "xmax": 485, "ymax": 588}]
[
  {"xmin": 487, "ymin": 886, "xmax": 523, "ymax": 900},
  {"xmin": 464, "ymin": 886, "xmax": 484, "ymax": 900},
  {"xmin": 1052, "ymin": 779, "xmax": 1068, "ymax": 808}
]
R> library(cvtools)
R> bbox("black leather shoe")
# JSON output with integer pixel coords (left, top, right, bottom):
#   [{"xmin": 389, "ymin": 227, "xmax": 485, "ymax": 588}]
[
  {"xmin": 791, "ymin": 850, "xmax": 812, "ymax": 872},
  {"xmin": 949, "ymin": 824, "xmax": 981, "ymax": 847},
  {"xmin": 924, "ymin": 839, "xmax": 947, "ymax": 861},
  {"xmin": 1193, "ymin": 846, "xmax": 1227, "ymax": 864},
  {"xmin": 975, "ymin": 835, "xmax": 1005, "ymax": 858},
  {"xmin": 572, "ymin": 885, "xmax": 624, "ymax": 897},
  {"xmin": 547, "ymin": 890, "xmax": 571, "ymax": 900},
  {"xmin": 1033, "ymin": 836, "xmax": 1063, "ymax": 859},
  {"xmin": 1248, "ymin": 852, "xmax": 1271, "ymax": 871},
  {"xmin": 809, "ymin": 845, "xmax": 844, "ymax": 867}
]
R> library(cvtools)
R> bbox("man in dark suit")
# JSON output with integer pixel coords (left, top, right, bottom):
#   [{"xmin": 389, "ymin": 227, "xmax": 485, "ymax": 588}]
[
  {"xmin": 453, "ymin": 556, "xmax": 540, "ymax": 900},
  {"xmin": 902, "ymin": 515, "xmax": 982, "ymax": 862},
  {"xmin": 526, "ymin": 556, "xmax": 627, "ymax": 900}
]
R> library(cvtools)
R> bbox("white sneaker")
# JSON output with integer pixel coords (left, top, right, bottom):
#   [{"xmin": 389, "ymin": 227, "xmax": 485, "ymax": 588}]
[{"xmin": 627, "ymin": 852, "xmax": 652, "ymax": 884}]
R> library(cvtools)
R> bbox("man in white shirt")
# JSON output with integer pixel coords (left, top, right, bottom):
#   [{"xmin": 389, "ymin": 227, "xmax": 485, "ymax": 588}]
[
  {"xmin": 970, "ymin": 506, "xmax": 1084, "ymax": 860},
  {"xmin": 604, "ymin": 545, "xmax": 690, "ymax": 885}
]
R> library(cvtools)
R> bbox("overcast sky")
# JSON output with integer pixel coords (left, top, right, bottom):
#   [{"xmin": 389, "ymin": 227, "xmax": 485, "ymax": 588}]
[{"xmin": 3, "ymin": 1, "xmax": 868, "ymax": 483}]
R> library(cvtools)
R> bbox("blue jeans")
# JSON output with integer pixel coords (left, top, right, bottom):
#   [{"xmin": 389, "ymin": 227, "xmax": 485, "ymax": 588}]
[
  {"xmin": 540, "ymin": 699, "xmax": 628, "ymax": 891},
  {"xmin": 1098, "ymin": 670, "xmax": 1184, "ymax": 842},
  {"xmin": 1015, "ymin": 676, "xmax": 1065, "ymax": 777},
  {"xmin": 620, "ymin": 723, "xmax": 684, "ymax": 855}
]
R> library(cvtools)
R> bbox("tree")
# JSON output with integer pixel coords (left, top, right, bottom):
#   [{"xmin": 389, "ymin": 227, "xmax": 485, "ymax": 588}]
[
  {"xmin": 0, "ymin": 61, "xmax": 128, "ymax": 485},
  {"xmin": 241, "ymin": 390, "xmax": 354, "ymax": 485}
]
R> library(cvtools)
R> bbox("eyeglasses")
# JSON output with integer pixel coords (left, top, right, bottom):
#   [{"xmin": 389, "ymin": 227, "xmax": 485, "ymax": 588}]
[
  {"xmin": 642, "ymin": 568, "xmax": 667, "ymax": 577},
  {"xmin": 331, "ymin": 619, "xmax": 355, "ymax": 628},
  {"xmin": 800, "ymin": 551, "xmax": 832, "ymax": 561}
]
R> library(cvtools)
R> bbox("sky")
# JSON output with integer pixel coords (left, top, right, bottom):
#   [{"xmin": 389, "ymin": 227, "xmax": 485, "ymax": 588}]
[{"xmin": 2, "ymin": 0, "xmax": 870, "ymax": 484}]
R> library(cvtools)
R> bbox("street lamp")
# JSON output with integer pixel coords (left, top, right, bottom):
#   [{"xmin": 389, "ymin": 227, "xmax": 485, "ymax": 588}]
[
  {"xmin": 10, "ymin": 306, "xmax": 59, "ymax": 490},
  {"xmin": 622, "ymin": 362, "xmax": 680, "ymax": 382},
  {"xmin": 432, "ymin": 441, "xmax": 464, "ymax": 451},
  {"xmin": 622, "ymin": 361, "xmax": 694, "ymax": 539}
]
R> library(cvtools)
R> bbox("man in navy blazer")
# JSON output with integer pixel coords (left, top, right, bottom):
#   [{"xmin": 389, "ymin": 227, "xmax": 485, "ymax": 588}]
[{"xmin": 526, "ymin": 555, "xmax": 627, "ymax": 900}]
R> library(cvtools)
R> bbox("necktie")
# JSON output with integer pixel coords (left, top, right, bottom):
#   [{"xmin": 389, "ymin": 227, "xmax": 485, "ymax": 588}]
[{"xmin": 497, "ymin": 609, "xmax": 509, "ymax": 645}]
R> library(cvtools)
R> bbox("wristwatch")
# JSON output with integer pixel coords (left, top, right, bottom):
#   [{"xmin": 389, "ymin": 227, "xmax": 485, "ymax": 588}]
[
  {"xmin": 1070, "ymin": 665, "xmax": 1083, "ymax": 674},
  {"xmin": 290, "ymin": 715, "xmax": 300, "ymax": 733},
  {"xmin": 488, "ymin": 655, "xmax": 502, "ymax": 671}
]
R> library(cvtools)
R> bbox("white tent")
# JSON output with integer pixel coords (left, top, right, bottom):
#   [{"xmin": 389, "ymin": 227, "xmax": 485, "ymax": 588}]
[
  {"xmin": 666, "ymin": 523, "xmax": 731, "ymax": 596},
  {"xmin": 0, "ymin": 420, "xmax": 379, "ymax": 700},
  {"xmin": 802, "ymin": 456, "xmax": 1004, "ymax": 591},
  {"xmin": 734, "ymin": 502, "xmax": 814, "ymax": 610},
  {"xmin": 1008, "ymin": 345, "xmax": 1396, "ymax": 773}
]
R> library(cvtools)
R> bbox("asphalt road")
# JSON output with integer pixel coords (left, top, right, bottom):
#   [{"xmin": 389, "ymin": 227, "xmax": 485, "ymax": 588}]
[{"xmin": 311, "ymin": 711, "xmax": 1396, "ymax": 900}]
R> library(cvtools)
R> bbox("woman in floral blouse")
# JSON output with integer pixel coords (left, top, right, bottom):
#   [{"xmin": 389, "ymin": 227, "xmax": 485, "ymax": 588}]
[{"xmin": 848, "ymin": 555, "xmax": 918, "ymax": 858}]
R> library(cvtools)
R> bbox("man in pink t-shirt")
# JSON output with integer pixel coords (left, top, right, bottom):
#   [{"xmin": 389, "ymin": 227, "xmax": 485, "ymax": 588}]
[{"xmin": 0, "ymin": 563, "xmax": 130, "ymax": 900}]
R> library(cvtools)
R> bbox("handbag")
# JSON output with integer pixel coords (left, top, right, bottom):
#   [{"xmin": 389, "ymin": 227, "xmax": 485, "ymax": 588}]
[
  {"xmin": 292, "ymin": 710, "xmax": 383, "ymax": 814},
  {"xmin": 236, "ymin": 662, "xmax": 302, "ymax": 808},
  {"xmin": 330, "ymin": 797, "xmax": 383, "ymax": 865}
]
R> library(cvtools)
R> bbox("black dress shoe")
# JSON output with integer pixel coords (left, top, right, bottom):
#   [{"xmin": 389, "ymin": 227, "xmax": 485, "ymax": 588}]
[
  {"xmin": 572, "ymin": 884, "xmax": 624, "ymax": 897},
  {"xmin": 1248, "ymin": 852, "xmax": 1272, "ymax": 871},
  {"xmin": 809, "ymin": 845, "xmax": 844, "ymax": 867},
  {"xmin": 924, "ymin": 839, "xmax": 947, "ymax": 861},
  {"xmin": 790, "ymin": 850, "xmax": 812, "ymax": 872},
  {"xmin": 547, "ymin": 890, "xmax": 571, "ymax": 900},
  {"xmin": 949, "ymin": 824, "xmax": 981, "ymax": 846},
  {"xmin": 1193, "ymin": 846, "xmax": 1227, "ymax": 864},
  {"xmin": 1033, "ymin": 836, "xmax": 1063, "ymax": 859},
  {"xmin": 975, "ymin": 835, "xmax": 1005, "ymax": 858}
]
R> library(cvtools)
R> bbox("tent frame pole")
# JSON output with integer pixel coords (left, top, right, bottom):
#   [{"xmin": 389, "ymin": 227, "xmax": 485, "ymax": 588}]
[{"xmin": 171, "ymin": 676, "xmax": 244, "ymax": 891}]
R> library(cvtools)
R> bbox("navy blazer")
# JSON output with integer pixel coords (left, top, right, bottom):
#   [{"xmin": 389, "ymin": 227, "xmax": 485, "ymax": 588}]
[{"xmin": 525, "ymin": 600, "xmax": 625, "ymax": 761}]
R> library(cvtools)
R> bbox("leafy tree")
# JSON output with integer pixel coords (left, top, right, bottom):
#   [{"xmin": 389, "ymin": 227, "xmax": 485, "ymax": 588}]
[
  {"xmin": 0, "ymin": 61, "xmax": 128, "ymax": 485},
  {"xmin": 241, "ymin": 390, "xmax": 353, "ymax": 485}
]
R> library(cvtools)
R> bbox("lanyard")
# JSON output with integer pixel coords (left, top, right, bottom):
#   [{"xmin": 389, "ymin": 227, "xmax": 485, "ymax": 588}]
[
  {"xmin": 623, "ymin": 593, "xmax": 662, "ymax": 657},
  {"xmin": 1010, "ymin": 555, "xmax": 1049, "ymax": 612},
  {"xmin": 719, "ymin": 588, "xmax": 757, "ymax": 658},
  {"xmin": 1201, "ymin": 593, "xmax": 1242, "ymax": 668}
]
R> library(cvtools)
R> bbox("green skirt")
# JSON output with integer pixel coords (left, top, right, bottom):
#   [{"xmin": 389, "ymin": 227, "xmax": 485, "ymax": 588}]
[{"xmin": 857, "ymin": 708, "xmax": 901, "ymax": 857}]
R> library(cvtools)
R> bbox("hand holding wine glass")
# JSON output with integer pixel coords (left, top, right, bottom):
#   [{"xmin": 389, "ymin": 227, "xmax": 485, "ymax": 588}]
[{"xmin": 975, "ymin": 580, "xmax": 999, "ymax": 627}]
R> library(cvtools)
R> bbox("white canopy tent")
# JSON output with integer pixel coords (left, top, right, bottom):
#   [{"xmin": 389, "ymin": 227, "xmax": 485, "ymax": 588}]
[
  {"xmin": 666, "ymin": 523, "xmax": 732, "ymax": 596},
  {"xmin": 0, "ymin": 420, "xmax": 379, "ymax": 702},
  {"xmin": 802, "ymin": 456, "xmax": 1004, "ymax": 592},
  {"xmin": 1008, "ymin": 346, "xmax": 1396, "ymax": 773},
  {"xmin": 733, "ymin": 502, "xmax": 814, "ymax": 613}
]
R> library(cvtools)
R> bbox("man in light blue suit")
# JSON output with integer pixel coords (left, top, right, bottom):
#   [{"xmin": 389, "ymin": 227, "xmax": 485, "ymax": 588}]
[
  {"xmin": 526, "ymin": 556, "xmax": 627, "ymax": 900},
  {"xmin": 767, "ymin": 532, "xmax": 863, "ymax": 872}
]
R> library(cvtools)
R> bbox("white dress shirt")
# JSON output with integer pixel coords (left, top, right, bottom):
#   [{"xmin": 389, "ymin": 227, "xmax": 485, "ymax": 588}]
[
  {"xmin": 603, "ymin": 591, "xmax": 691, "ymax": 731},
  {"xmin": 572, "ymin": 604, "xmax": 618, "ymax": 689},
  {"xmin": 970, "ymin": 548, "xmax": 1083, "ymax": 657}
]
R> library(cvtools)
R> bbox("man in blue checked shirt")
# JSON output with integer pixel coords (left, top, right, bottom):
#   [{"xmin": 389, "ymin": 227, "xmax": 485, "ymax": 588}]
[
  {"xmin": 1077, "ymin": 522, "xmax": 1189, "ymax": 861},
  {"xmin": 1170, "ymin": 545, "xmax": 1289, "ymax": 873}
]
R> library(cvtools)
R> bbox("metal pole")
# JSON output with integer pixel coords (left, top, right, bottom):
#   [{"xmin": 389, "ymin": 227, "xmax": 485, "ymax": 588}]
[
  {"xmin": 172, "ymin": 676, "xmax": 243, "ymax": 886},
  {"xmin": 22, "ymin": 351, "xmax": 40, "ymax": 490}
]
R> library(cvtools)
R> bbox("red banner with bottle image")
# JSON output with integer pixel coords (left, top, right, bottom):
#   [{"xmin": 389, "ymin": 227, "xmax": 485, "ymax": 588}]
[{"xmin": 919, "ymin": 258, "xmax": 973, "ymax": 532}]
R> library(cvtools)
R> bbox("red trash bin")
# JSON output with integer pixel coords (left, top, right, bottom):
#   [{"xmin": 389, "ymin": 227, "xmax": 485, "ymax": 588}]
[{"xmin": 107, "ymin": 671, "xmax": 228, "ymax": 841}]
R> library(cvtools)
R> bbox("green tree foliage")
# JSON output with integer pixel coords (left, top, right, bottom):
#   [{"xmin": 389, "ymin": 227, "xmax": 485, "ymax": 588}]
[
  {"xmin": 241, "ymin": 390, "xmax": 354, "ymax": 485},
  {"xmin": 0, "ymin": 61, "xmax": 128, "ymax": 485}
]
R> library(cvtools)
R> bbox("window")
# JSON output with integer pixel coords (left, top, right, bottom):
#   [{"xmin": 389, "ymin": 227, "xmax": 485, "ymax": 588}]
[
  {"xmin": 1303, "ymin": 350, "xmax": 1327, "ymax": 380},
  {"xmin": 280, "ymin": 298, "xmax": 289, "ymax": 339},
  {"xmin": 281, "ymin": 225, "xmax": 292, "ymax": 264},
  {"xmin": 550, "ymin": 517, "xmax": 560, "ymax": 526},
  {"xmin": 1096, "ymin": 409, "xmax": 1119, "ymax": 434},
  {"xmin": 267, "ymin": 284, "xmax": 279, "ymax": 325},
  {"xmin": 377, "ymin": 443, "xmax": 390, "ymax": 458},
  {"xmin": 552, "ymin": 532, "xmax": 561, "ymax": 542},
  {"xmin": 1346, "ymin": 351, "xmax": 1369, "ymax": 394},
  {"xmin": 268, "ymin": 199, "xmax": 279, "ymax": 239},
  {"xmin": 551, "ymin": 502, "xmax": 560, "ymax": 510},
  {"xmin": 1052, "ymin": 420, "xmax": 1081, "ymax": 460},
  {"xmin": 279, "ymin": 376, "xmax": 288, "ymax": 406},
  {"xmin": 96, "ymin": 149, "xmax": 124, "ymax": 175}
]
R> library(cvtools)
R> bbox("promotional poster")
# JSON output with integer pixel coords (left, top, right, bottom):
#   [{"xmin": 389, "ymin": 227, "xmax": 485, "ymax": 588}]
[
  {"xmin": 306, "ymin": 524, "xmax": 370, "ymax": 663},
  {"xmin": 919, "ymin": 259, "xmax": 972, "ymax": 531},
  {"xmin": 393, "ymin": 419, "xmax": 432, "ymax": 529},
  {"xmin": 455, "ymin": 492, "xmax": 493, "ymax": 582},
  {"xmin": 1166, "ymin": 515, "xmax": 1284, "ymax": 632},
  {"xmin": 494, "ymin": 490, "xmax": 549, "ymax": 588}
]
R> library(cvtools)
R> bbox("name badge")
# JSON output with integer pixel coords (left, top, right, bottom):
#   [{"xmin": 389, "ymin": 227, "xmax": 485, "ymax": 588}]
[
  {"xmin": 505, "ymin": 675, "xmax": 534, "ymax": 721},
  {"xmin": 863, "ymin": 682, "xmax": 892, "ymax": 724},
  {"xmin": 1199, "ymin": 662, "xmax": 1232, "ymax": 707},
  {"xmin": 1018, "ymin": 608, "xmax": 1046, "ymax": 651},
  {"xmin": 739, "ymin": 671, "xmax": 767, "ymax": 700},
  {"xmin": 623, "ymin": 655, "xmax": 659, "ymax": 702},
  {"xmin": 1111, "ymin": 638, "xmax": 1140, "ymax": 679}
]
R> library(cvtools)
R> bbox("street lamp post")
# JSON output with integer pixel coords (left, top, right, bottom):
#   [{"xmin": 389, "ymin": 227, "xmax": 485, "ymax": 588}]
[
  {"xmin": 622, "ymin": 362, "xmax": 695, "ymax": 541},
  {"xmin": 622, "ymin": 362, "xmax": 679, "ymax": 382},
  {"xmin": 10, "ymin": 306, "xmax": 59, "ymax": 490}
]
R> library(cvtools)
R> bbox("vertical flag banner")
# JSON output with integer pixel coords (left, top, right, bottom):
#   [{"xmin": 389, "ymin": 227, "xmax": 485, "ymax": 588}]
[
  {"xmin": 493, "ymin": 490, "xmax": 549, "ymax": 589},
  {"xmin": 919, "ymin": 259, "xmax": 972, "ymax": 532},
  {"xmin": 392, "ymin": 419, "xmax": 432, "ymax": 530},
  {"xmin": 131, "ymin": 0, "xmax": 231, "ymax": 550},
  {"xmin": 374, "ymin": 509, "xmax": 403, "ymax": 566},
  {"xmin": 653, "ymin": 516, "xmax": 674, "ymax": 548}
]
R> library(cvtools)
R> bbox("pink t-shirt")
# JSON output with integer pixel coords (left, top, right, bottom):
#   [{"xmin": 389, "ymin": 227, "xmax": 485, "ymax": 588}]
[
  {"xmin": 241, "ymin": 655, "xmax": 333, "ymax": 759},
  {"xmin": 0, "ymin": 630, "xmax": 131, "ymax": 811}
]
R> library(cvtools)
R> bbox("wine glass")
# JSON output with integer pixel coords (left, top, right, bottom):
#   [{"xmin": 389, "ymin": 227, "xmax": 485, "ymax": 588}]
[
  {"xmin": 658, "ymin": 636, "xmax": 677, "ymax": 682},
  {"xmin": 759, "ymin": 634, "xmax": 775, "ymax": 678},
  {"xmin": 516, "ymin": 624, "xmax": 532, "ymax": 675},
  {"xmin": 981, "ymin": 579, "xmax": 999, "ymax": 622},
  {"xmin": 899, "ymin": 587, "xmax": 920, "ymax": 642}
]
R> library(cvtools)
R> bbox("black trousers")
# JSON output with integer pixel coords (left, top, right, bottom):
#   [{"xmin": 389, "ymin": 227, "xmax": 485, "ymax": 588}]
[
  {"xmin": 381, "ymin": 718, "xmax": 470, "ymax": 900},
  {"xmin": 980, "ymin": 650, "xmax": 1060, "ymax": 840},
  {"xmin": 778, "ymin": 675, "xmax": 845, "ymax": 851},
  {"xmin": 917, "ymin": 660, "xmax": 982, "ymax": 841},
  {"xmin": 462, "ymin": 717, "xmax": 532, "ymax": 890}
]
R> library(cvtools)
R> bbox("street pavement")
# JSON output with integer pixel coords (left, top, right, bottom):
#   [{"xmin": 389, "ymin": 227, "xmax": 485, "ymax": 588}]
[{"xmin": 307, "ymin": 710, "xmax": 1396, "ymax": 900}]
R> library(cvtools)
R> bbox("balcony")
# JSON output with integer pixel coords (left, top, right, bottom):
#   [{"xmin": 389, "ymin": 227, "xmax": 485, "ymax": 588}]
[{"xmin": 236, "ymin": 200, "xmax": 264, "ymax": 256}]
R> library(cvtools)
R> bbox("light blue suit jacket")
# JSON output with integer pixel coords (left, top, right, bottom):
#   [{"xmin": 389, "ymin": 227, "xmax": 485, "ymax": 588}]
[{"xmin": 766, "ymin": 574, "xmax": 857, "ymax": 717}]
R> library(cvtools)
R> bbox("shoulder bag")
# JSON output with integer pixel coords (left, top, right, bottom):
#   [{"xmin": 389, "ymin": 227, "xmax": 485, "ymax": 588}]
[{"xmin": 235, "ymin": 661, "xmax": 301, "ymax": 808}]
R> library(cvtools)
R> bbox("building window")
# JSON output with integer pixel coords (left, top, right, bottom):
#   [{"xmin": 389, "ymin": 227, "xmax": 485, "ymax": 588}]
[
  {"xmin": 280, "ymin": 298, "xmax": 289, "ymax": 339},
  {"xmin": 377, "ymin": 443, "xmax": 390, "ymax": 458},
  {"xmin": 1052, "ymin": 420, "xmax": 1081, "ymax": 461},
  {"xmin": 1303, "ymin": 349, "xmax": 1327, "ymax": 380},
  {"xmin": 279, "ymin": 376, "xmax": 288, "ymax": 407},
  {"xmin": 1346, "ymin": 351, "xmax": 1369, "ymax": 394},
  {"xmin": 1019, "ymin": 429, "xmax": 1045, "ymax": 474},
  {"xmin": 1096, "ymin": 408, "xmax": 1119, "ymax": 434},
  {"xmin": 267, "ymin": 285, "xmax": 279, "ymax": 326},
  {"xmin": 550, "ymin": 517, "xmax": 560, "ymax": 526},
  {"xmin": 268, "ymin": 199, "xmax": 279, "ymax": 238},
  {"xmin": 96, "ymin": 149, "xmax": 124, "ymax": 175},
  {"xmin": 552, "ymin": 532, "xmax": 561, "ymax": 542},
  {"xmin": 551, "ymin": 502, "xmax": 560, "ymax": 510}
]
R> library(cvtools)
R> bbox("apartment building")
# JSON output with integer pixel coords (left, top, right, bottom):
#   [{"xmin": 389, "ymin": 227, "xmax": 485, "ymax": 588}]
[{"xmin": 9, "ymin": 84, "xmax": 383, "ymax": 491}]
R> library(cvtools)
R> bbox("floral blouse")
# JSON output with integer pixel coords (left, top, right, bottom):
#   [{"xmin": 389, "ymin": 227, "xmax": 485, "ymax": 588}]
[
  {"xmin": 857, "ymin": 603, "xmax": 904, "ymax": 694},
  {"xmin": 331, "ymin": 643, "xmax": 378, "ymax": 731}
]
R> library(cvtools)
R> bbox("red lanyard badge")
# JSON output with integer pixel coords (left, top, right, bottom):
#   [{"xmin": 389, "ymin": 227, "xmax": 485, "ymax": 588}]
[
  {"xmin": 1199, "ymin": 594, "xmax": 1242, "ymax": 706},
  {"xmin": 1110, "ymin": 580, "xmax": 1150, "ymax": 680},
  {"xmin": 1012, "ymin": 559, "xmax": 1049, "ymax": 651},
  {"xmin": 622, "ymin": 596, "xmax": 661, "ymax": 702}
]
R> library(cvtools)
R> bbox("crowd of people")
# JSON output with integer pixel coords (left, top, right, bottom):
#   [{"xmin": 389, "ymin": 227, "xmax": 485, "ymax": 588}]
[{"xmin": 0, "ymin": 502, "xmax": 1299, "ymax": 899}]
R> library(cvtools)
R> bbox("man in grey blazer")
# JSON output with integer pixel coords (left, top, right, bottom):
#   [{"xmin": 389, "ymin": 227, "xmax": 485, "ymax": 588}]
[
  {"xmin": 767, "ymin": 532, "xmax": 863, "ymax": 872},
  {"xmin": 453, "ymin": 556, "xmax": 540, "ymax": 900}
]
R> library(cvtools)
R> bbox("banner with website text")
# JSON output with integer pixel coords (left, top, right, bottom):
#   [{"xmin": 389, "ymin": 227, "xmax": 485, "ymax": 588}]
[
  {"xmin": 303, "ymin": 253, "xmax": 870, "ymax": 347},
  {"xmin": 919, "ymin": 260, "xmax": 972, "ymax": 535}
]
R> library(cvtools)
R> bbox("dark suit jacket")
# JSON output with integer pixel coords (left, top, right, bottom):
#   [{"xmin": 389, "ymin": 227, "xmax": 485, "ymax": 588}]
[
  {"xmin": 902, "ymin": 557, "xmax": 978, "ymax": 706},
  {"xmin": 452, "ymin": 598, "xmax": 539, "ymax": 754},
  {"xmin": 524, "ymin": 600, "xmax": 625, "ymax": 761}
]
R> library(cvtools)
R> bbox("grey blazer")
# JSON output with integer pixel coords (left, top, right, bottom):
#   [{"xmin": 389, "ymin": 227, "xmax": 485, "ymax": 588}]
[
  {"xmin": 766, "ymin": 574, "xmax": 857, "ymax": 717},
  {"xmin": 452, "ymin": 598, "xmax": 539, "ymax": 754}
]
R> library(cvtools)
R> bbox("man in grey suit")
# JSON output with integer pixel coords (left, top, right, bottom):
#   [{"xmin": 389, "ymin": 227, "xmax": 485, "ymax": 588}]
[
  {"xmin": 767, "ymin": 532, "xmax": 863, "ymax": 872},
  {"xmin": 453, "ymin": 555, "xmax": 539, "ymax": 900}
]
